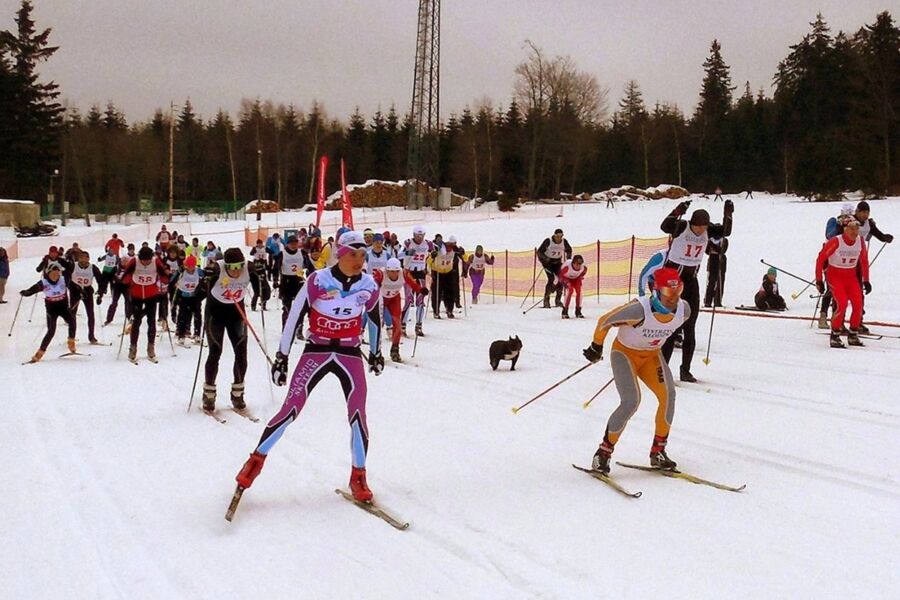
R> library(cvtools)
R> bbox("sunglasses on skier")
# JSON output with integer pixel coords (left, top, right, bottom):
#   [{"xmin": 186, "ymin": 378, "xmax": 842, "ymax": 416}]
[
  {"xmin": 225, "ymin": 261, "xmax": 246, "ymax": 270},
  {"xmin": 657, "ymin": 282, "xmax": 684, "ymax": 299}
]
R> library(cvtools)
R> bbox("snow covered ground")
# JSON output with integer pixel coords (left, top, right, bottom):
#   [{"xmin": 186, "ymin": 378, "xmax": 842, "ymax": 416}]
[{"xmin": 2, "ymin": 194, "xmax": 898, "ymax": 599}]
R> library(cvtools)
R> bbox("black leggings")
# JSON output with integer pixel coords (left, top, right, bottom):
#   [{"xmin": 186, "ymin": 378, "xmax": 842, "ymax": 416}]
[
  {"xmin": 106, "ymin": 281, "xmax": 132, "ymax": 323},
  {"xmin": 130, "ymin": 297, "xmax": 158, "ymax": 346},
  {"xmin": 662, "ymin": 276, "xmax": 700, "ymax": 371},
  {"xmin": 704, "ymin": 255, "xmax": 726, "ymax": 306},
  {"xmin": 543, "ymin": 261, "xmax": 562, "ymax": 301},
  {"xmin": 176, "ymin": 294, "xmax": 202, "ymax": 338},
  {"xmin": 41, "ymin": 301, "xmax": 76, "ymax": 351},
  {"xmin": 204, "ymin": 299, "xmax": 248, "ymax": 386},
  {"xmin": 69, "ymin": 285, "xmax": 96, "ymax": 339}
]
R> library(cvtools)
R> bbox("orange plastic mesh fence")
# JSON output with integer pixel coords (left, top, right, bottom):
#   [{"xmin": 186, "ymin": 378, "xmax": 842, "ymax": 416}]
[
  {"xmin": 240, "ymin": 231, "xmax": 668, "ymax": 299},
  {"xmin": 477, "ymin": 236, "xmax": 669, "ymax": 299}
]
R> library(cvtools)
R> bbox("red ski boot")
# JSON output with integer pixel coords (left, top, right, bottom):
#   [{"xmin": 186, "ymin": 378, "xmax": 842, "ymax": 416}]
[
  {"xmin": 236, "ymin": 451, "xmax": 267, "ymax": 489},
  {"xmin": 349, "ymin": 466, "xmax": 373, "ymax": 502}
]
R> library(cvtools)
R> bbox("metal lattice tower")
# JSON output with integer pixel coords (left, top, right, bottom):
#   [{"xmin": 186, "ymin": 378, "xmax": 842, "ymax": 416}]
[{"xmin": 406, "ymin": 0, "xmax": 440, "ymax": 208}]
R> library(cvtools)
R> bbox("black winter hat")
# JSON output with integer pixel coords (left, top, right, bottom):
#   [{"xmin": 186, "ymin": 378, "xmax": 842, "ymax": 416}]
[
  {"xmin": 690, "ymin": 209, "xmax": 710, "ymax": 226},
  {"xmin": 138, "ymin": 247, "xmax": 154, "ymax": 260},
  {"xmin": 223, "ymin": 247, "xmax": 245, "ymax": 264}
]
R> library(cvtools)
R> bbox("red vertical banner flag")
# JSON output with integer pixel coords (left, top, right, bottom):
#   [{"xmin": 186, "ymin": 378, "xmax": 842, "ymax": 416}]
[
  {"xmin": 340, "ymin": 158, "xmax": 354, "ymax": 229},
  {"xmin": 315, "ymin": 155, "xmax": 328, "ymax": 228}
]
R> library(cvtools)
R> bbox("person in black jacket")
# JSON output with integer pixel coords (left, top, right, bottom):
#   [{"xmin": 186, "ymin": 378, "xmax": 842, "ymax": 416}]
[
  {"xmin": 537, "ymin": 229, "xmax": 573, "ymax": 308},
  {"xmin": 67, "ymin": 250, "xmax": 105, "ymax": 344},
  {"xmin": 660, "ymin": 200, "xmax": 733, "ymax": 382},
  {"xmin": 755, "ymin": 268, "xmax": 786, "ymax": 311},
  {"xmin": 20, "ymin": 262, "xmax": 77, "ymax": 362},
  {"xmin": 703, "ymin": 236, "xmax": 728, "ymax": 307}
]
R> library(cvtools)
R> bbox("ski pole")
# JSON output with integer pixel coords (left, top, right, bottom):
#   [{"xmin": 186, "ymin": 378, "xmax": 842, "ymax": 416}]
[
  {"xmin": 512, "ymin": 362, "xmax": 595, "ymax": 414},
  {"xmin": 188, "ymin": 310, "xmax": 210, "ymax": 413},
  {"xmin": 522, "ymin": 297, "xmax": 544, "ymax": 315},
  {"xmin": 412, "ymin": 289, "xmax": 427, "ymax": 359},
  {"xmin": 27, "ymin": 295, "xmax": 37, "ymax": 323},
  {"xmin": 164, "ymin": 314, "xmax": 177, "ymax": 357},
  {"xmin": 790, "ymin": 281, "xmax": 813, "ymax": 300},
  {"xmin": 461, "ymin": 273, "xmax": 467, "ymax": 317},
  {"xmin": 869, "ymin": 241, "xmax": 887, "ymax": 267},
  {"xmin": 809, "ymin": 294, "xmax": 822, "ymax": 329},
  {"xmin": 234, "ymin": 299, "xmax": 274, "ymax": 367},
  {"xmin": 759, "ymin": 259, "xmax": 815, "ymax": 287},
  {"xmin": 7, "ymin": 294, "xmax": 24, "ymax": 337},
  {"xmin": 258, "ymin": 299, "xmax": 277, "ymax": 406},
  {"xmin": 582, "ymin": 377, "xmax": 615, "ymax": 409},
  {"xmin": 519, "ymin": 271, "xmax": 541, "ymax": 309},
  {"xmin": 116, "ymin": 316, "xmax": 131, "ymax": 360},
  {"xmin": 491, "ymin": 262, "xmax": 495, "ymax": 304},
  {"xmin": 702, "ymin": 266, "xmax": 723, "ymax": 365}
]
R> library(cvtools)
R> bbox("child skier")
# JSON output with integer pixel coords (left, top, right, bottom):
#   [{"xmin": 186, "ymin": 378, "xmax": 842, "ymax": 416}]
[
  {"xmin": 172, "ymin": 254, "xmax": 205, "ymax": 346},
  {"xmin": 374, "ymin": 257, "xmax": 419, "ymax": 362},
  {"xmin": 464, "ymin": 245, "xmax": 494, "ymax": 304},
  {"xmin": 67, "ymin": 250, "xmax": 104, "ymax": 344},
  {"xmin": 20, "ymin": 262, "xmax": 78, "ymax": 362},
  {"xmin": 559, "ymin": 254, "xmax": 587, "ymax": 319},
  {"xmin": 754, "ymin": 268, "xmax": 786, "ymax": 311}
]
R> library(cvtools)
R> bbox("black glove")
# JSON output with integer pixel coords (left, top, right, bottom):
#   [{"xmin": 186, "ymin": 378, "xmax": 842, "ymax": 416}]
[
  {"xmin": 724, "ymin": 199, "xmax": 734, "ymax": 216},
  {"xmin": 368, "ymin": 352, "xmax": 384, "ymax": 375},
  {"xmin": 885, "ymin": 234, "xmax": 894, "ymax": 243},
  {"xmin": 420, "ymin": 287, "xmax": 429, "ymax": 296},
  {"xmin": 583, "ymin": 342, "xmax": 604, "ymax": 363},
  {"xmin": 863, "ymin": 281, "xmax": 872, "ymax": 295},
  {"xmin": 815, "ymin": 280, "xmax": 825, "ymax": 294},
  {"xmin": 674, "ymin": 200, "xmax": 691, "ymax": 217},
  {"xmin": 271, "ymin": 351, "xmax": 288, "ymax": 386},
  {"xmin": 96, "ymin": 294, "xmax": 103, "ymax": 305}
]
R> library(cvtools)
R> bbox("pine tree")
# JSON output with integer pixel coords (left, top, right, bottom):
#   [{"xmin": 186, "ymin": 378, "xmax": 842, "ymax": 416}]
[
  {"xmin": 852, "ymin": 11, "xmax": 900, "ymax": 193},
  {"xmin": 0, "ymin": 0, "xmax": 64, "ymax": 200},
  {"xmin": 692, "ymin": 39, "xmax": 735, "ymax": 189},
  {"xmin": 774, "ymin": 13, "xmax": 856, "ymax": 195}
]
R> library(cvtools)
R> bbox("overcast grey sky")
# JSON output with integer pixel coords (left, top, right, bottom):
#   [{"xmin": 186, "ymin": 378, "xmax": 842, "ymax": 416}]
[{"xmin": 2, "ymin": 0, "xmax": 892, "ymax": 123}]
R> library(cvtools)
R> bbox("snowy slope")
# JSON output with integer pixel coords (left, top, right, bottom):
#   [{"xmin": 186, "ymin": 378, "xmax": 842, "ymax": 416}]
[{"xmin": 2, "ymin": 194, "xmax": 898, "ymax": 599}]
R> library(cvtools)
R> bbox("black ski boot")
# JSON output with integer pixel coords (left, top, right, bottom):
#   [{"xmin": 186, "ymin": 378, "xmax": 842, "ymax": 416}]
[
  {"xmin": 575, "ymin": 307, "xmax": 584, "ymax": 318},
  {"xmin": 679, "ymin": 367, "xmax": 697, "ymax": 383},
  {"xmin": 390, "ymin": 344, "xmax": 402, "ymax": 363},
  {"xmin": 415, "ymin": 323, "xmax": 424, "ymax": 337},
  {"xmin": 650, "ymin": 450, "xmax": 677, "ymax": 470},
  {"xmin": 202, "ymin": 383, "xmax": 216, "ymax": 412},
  {"xmin": 591, "ymin": 444, "xmax": 612, "ymax": 475},
  {"xmin": 446, "ymin": 311, "xmax": 455, "ymax": 319},
  {"xmin": 830, "ymin": 330, "xmax": 846, "ymax": 348},
  {"xmin": 650, "ymin": 436, "xmax": 676, "ymax": 470},
  {"xmin": 847, "ymin": 329, "xmax": 864, "ymax": 347},
  {"xmin": 231, "ymin": 382, "xmax": 246, "ymax": 410},
  {"xmin": 561, "ymin": 307, "xmax": 570, "ymax": 319},
  {"xmin": 857, "ymin": 323, "xmax": 870, "ymax": 335},
  {"xmin": 128, "ymin": 344, "xmax": 138, "ymax": 363},
  {"xmin": 542, "ymin": 296, "xmax": 551, "ymax": 309}
]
